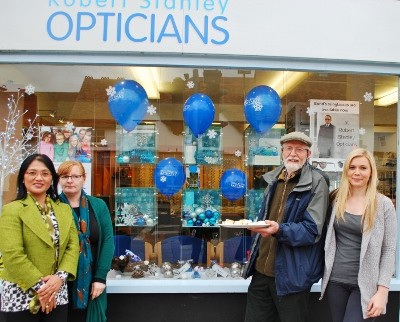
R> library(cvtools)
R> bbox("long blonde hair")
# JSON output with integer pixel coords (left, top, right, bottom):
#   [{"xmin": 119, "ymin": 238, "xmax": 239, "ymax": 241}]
[{"xmin": 334, "ymin": 148, "xmax": 378, "ymax": 231}]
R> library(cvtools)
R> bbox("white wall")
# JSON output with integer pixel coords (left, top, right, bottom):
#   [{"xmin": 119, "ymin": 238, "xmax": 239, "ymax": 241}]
[{"xmin": 2, "ymin": 0, "xmax": 400, "ymax": 65}]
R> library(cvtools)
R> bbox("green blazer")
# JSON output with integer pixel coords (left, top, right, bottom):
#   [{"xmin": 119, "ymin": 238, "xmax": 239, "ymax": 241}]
[{"xmin": 0, "ymin": 197, "xmax": 79, "ymax": 291}]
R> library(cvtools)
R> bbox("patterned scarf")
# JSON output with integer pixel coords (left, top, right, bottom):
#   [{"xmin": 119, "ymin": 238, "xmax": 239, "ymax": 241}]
[
  {"xmin": 60, "ymin": 191, "xmax": 92, "ymax": 309},
  {"xmin": 29, "ymin": 194, "xmax": 58, "ymax": 314}
]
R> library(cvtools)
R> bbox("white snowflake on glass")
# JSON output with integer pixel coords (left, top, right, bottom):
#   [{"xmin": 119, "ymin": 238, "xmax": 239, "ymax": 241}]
[
  {"xmin": 106, "ymin": 86, "xmax": 116, "ymax": 97},
  {"xmin": 204, "ymin": 156, "xmax": 219, "ymax": 164},
  {"xmin": 136, "ymin": 134, "xmax": 148, "ymax": 146},
  {"xmin": 248, "ymin": 138, "xmax": 257, "ymax": 150},
  {"xmin": 65, "ymin": 122, "xmax": 74, "ymax": 131},
  {"xmin": 24, "ymin": 84, "xmax": 35, "ymax": 95},
  {"xmin": 359, "ymin": 128, "xmax": 366, "ymax": 136},
  {"xmin": 160, "ymin": 176, "xmax": 167, "ymax": 182},
  {"xmin": 207, "ymin": 129, "xmax": 217, "ymax": 139},
  {"xmin": 201, "ymin": 193, "xmax": 214, "ymax": 209},
  {"xmin": 306, "ymin": 106, "xmax": 315, "ymax": 116},
  {"xmin": 363, "ymin": 92, "xmax": 373, "ymax": 102},
  {"xmin": 124, "ymin": 215, "xmax": 136, "ymax": 226},
  {"xmin": 147, "ymin": 104, "xmax": 157, "ymax": 115},
  {"xmin": 187, "ymin": 81, "xmax": 195, "ymax": 89},
  {"xmin": 101, "ymin": 138, "xmax": 107, "ymax": 146},
  {"xmin": 183, "ymin": 205, "xmax": 194, "ymax": 213},
  {"xmin": 235, "ymin": 150, "xmax": 242, "ymax": 157}
]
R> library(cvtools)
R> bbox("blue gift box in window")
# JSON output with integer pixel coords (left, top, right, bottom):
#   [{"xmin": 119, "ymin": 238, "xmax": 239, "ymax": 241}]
[{"xmin": 182, "ymin": 189, "xmax": 221, "ymax": 227}]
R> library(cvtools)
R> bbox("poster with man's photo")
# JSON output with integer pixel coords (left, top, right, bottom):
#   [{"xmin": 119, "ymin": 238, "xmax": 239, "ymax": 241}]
[{"xmin": 309, "ymin": 99, "xmax": 359, "ymax": 167}]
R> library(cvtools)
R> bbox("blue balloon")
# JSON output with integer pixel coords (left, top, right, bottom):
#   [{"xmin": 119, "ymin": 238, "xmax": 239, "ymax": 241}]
[
  {"xmin": 108, "ymin": 80, "xmax": 149, "ymax": 132},
  {"xmin": 183, "ymin": 93, "xmax": 215, "ymax": 137},
  {"xmin": 220, "ymin": 169, "xmax": 247, "ymax": 201},
  {"xmin": 154, "ymin": 158, "xmax": 186, "ymax": 197},
  {"xmin": 244, "ymin": 85, "xmax": 282, "ymax": 134}
]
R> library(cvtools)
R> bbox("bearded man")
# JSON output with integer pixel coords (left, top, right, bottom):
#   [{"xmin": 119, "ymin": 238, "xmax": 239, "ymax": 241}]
[{"xmin": 243, "ymin": 131, "xmax": 330, "ymax": 322}]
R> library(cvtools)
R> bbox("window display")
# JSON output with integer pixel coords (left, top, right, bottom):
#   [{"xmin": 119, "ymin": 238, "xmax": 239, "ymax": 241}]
[{"xmin": 0, "ymin": 65, "xmax": 397, "ymax": 283}]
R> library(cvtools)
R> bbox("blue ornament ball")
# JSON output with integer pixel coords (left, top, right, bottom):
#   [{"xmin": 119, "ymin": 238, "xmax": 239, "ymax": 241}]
[
  {"xmin": 187, "ymin": 219, "xmax": 194, "ymax": 226},
  {"xmin": 195, "ymin": 219, "xmax": 203, "ymax": 226},
  {"xmin": 198, "ymin": 213, "xmax": 206, "ymax": 220},
  {"xmin": 205, "ymin": 210, "xmax": 213, "ymax": 218}
]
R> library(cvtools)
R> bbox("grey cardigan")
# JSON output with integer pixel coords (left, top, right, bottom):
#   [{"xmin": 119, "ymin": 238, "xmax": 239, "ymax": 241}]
[{"xmin": 320, "ymin": 193, "xmax": 397, "ymax": 318}]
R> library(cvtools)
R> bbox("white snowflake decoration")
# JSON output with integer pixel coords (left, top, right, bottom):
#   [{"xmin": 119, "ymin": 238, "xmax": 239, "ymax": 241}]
[
  {"xmin": 359, "ymin": 128, "xmax": 366, "ymax": 136},
  {"xmin": 248, "ymin": 138, "xmax": 257, "ymax": 150},
  {"xmin": 187, "ymin": 81, "xmax": 195, "ymax": 89},
  {"xmin": 124, "ymin": 215, "xmax": 136, "ymax": 226},
  {"xmin": 207, "ymin": 129, "xmax": 217, "ymax": 139},
  {"xmin": 65, "ymin": 122, "xmax": 74, "ymax": 131},
  {"xmin": 244, "ymin": 97, "xmax": 263, "ymax": 111},
  {"xmin": 363, "ymin": 92, "xmax": 373, "ymax": 102},
  {"xmin": 204, "ymin": 156, "xmax": 219, "ymax": 164},
  {"xmin": 235, "ymin": 150, "xmax": 242, "ymax": 157},
  {"xmin": 147, "ymin": 104, "xmax": 157, "ymax": 115},
  {"xmin": 24, "ymin": 84, "xmax": 35, "ymax": 95},
  {"xmin": 160, "ymin": 176, "xmax": 167, "ymax": 182},
  {"xmin": 101, "ymin": 138, "xmax": 108, "ymax": 146},
  {"xmin": 106, "ymin": 86, "xmax": 116, "ymax": 97},
  {"xmin": 136, "ymin": 134, "xmax": 148, "ymax": 146},
  {"xmin": 201, "ymin": 193, "xmax": 214, "ymax": 209},
  {"xmin": 306, "ymin": 106, "xmax": 316, "ymax": 116}
]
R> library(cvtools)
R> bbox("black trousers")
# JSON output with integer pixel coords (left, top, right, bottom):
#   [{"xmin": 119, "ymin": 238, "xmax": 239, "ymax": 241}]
[
  {"xmin": 326, "ymin": 281, "xmax": 375, "ymax": 322},
  {"xmin": 2, "ymin": 304, "xmax": 67, "ymax": 322},
  {"xmin": 245, "ymin": 271, "xmax": 310, "ymax": 322}
]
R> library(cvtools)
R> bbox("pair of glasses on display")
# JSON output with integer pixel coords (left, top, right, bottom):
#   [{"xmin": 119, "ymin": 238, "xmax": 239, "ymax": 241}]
[{"xmin": 312, "ymin": 161, "xmax": 344, "ymax": 169}]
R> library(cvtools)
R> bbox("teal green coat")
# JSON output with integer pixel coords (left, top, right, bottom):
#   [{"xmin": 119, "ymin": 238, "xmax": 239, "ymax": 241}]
[
  {"xmin": 82, "ymin": 196, "xmax": 114, "ymax": 322},
  {"xmin": 0, "ymin": 197, "xmax": 79, "ymax": 291}
]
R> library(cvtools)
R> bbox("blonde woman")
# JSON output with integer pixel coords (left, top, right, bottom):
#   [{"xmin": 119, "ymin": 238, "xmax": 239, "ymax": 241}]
[{"xmin": 320, "ymin": 148, "xmax": 397, "ymax": 321}]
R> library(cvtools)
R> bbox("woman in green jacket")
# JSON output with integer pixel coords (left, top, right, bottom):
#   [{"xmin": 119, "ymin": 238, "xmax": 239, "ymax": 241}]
[
  {"xmin": 57, "ymin": 160, "xmax": 114, "ymax": 322},
  {"xmin": 0, "ymin": 154, "xmax": 79, "ymax": 321}
]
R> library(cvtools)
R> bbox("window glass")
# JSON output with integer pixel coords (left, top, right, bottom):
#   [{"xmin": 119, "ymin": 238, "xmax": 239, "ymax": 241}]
[{"xmin": 0, "ymin": 65, "xmax": 397, "ymax": 274}]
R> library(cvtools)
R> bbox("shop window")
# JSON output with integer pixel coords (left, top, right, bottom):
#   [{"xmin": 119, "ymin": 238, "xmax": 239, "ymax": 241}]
[{"xmin": 0, "ymin": 65, "xmax": 397, "ymax": 280}]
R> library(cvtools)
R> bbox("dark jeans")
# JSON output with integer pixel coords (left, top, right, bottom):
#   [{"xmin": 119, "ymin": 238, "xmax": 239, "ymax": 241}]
[
  {"xmin": 245, "ymin": 271, "xmax": 310, "ymax": 322},
  {"xmin": 326, "ymin": 280, "xmax": 375, "ymax": 322},
  {"xmin": 2, "ymin": 305, "xmax": 68, "ymax": 322}
]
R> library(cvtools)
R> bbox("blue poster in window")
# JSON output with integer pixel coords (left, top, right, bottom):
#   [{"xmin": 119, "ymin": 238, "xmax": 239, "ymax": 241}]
[
  {"xmin": 116, "ymin": 124, "xmax": 157, "ymax": 164},
  {"xmin": 183, "ymin": 125, "xmax": 222, "ymax": 165},
  {"xmin": 245, "ymin": 127, "xmax": 283, "ymax": 166},
  {"xmin": 115, "ymin": 187, "xmax": 157, "ymax": 226}
]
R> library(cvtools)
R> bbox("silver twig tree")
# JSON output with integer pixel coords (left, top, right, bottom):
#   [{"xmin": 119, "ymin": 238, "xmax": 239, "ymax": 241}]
[{"xmin": 0, "ymin": 86, "xmax": 38, "ymax": 210}]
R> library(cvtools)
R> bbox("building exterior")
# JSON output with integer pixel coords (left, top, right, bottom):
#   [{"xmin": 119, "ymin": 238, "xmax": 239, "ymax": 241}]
[{"xmin": 1, "ymin": 1, "xmax": 400, "ymax": 321}]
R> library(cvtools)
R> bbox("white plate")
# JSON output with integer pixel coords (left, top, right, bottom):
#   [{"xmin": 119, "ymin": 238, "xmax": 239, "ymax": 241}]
[{"xmin": 220, "ymin": 222, "xmax": 271, "ymax": 228}]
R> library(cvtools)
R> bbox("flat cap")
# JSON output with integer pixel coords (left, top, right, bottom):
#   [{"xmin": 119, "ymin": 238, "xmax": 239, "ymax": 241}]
[{"xmin": 280, "ymin": 131, "xmax": 312, "ymax": 147}]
